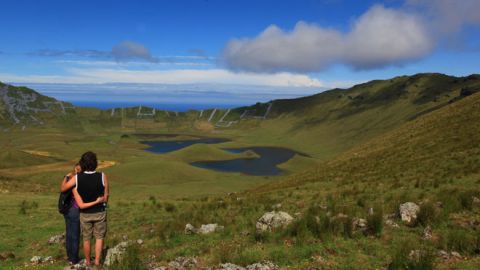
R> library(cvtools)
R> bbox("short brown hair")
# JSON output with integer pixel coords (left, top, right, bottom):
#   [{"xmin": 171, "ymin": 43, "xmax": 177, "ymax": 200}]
[{"xmin": 79, "ymin": 151, "xmax": 97, "ymax": 171}]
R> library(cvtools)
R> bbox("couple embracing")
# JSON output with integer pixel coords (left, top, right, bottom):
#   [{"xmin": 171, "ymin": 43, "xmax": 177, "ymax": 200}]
[{"xmin": 60, "ymin": 151, "xmax": 109, "ymax": 268}]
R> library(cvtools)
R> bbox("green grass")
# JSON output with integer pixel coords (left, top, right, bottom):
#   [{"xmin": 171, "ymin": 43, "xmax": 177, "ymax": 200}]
[{"xmin": 1, "ymin": 74, "xmax": 480, "ymax": 269}]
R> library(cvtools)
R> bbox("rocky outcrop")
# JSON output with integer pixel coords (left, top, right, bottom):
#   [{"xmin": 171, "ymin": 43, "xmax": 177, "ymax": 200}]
[
  {"xmin": 184, "ymin": 223, "xmax": 224, "ymax": 235},
  {"xmin": 104, "ymin": 241, "xmax": 129, "ymax": 266},
  {"xmin": 30, "ymin": 255, "xmax": 53, "ymax": 265},
  {"xmin": 352, "ymin": 218, "xmax": 367, "ymax": 232},
  {"xmin": 63, "ymin": 259, "xmax": 89, "ymax": 270},
  {"xmin": 422, "ymin": 225, "xmax": 432, "ymax": 240},
  {"xmin": 48, "ymin": 233, "xmax": 65, "ymax": 244},
  {"xmin": 168, "ymin": 257, "xmax": 198, "ymax": 269},
  {"xmin": 214, "ymin": 261, "xmax": 279, "ymax": 270},
  {"xmin": 217, "ymin": 263, "xmax": 246, "ymax": 270},
  {"xmin": 399, "ymin": 202, "xmax": 420, "ymax": 225},
  {"xmin": 246, "ymin": 261, "xmax": 279, "ymax": 270},
  {"xmin": 256, "ymin": 211, "xmax": 294, "ymax": 233}
]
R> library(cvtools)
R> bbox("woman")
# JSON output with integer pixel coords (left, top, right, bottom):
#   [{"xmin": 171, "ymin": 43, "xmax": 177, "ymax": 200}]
[{"xmin": 60, "ymin": 163, "xmax": 82, "ymax": 265}]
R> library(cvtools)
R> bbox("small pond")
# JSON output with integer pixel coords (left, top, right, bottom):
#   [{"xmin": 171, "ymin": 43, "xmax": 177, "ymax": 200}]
[
  {"xmin": 141, "ymin": 138, "xmax": 230, "ymax": 153},
  {"xmin": 141, "ymin": 138, "xmax": 304, "ymax": 176},
  {"xmin": 191, "ymin": 147, "xmax": 302, "ymax": 176}
]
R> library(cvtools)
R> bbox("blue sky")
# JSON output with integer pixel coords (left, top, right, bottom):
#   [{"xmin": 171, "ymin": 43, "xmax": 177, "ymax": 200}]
[{"xmin": 0, "ymin": 0, "xmax": 479, "ymax": 109}]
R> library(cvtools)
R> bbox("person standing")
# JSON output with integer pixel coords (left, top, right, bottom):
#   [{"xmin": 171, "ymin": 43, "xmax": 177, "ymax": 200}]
[
  {"xmin": 72, "ymin": 151, "xmax": 109, "ymax": 268},
  {"xmin": 60, "ymin": 163, "xmax": 82, "ymax": 265}
]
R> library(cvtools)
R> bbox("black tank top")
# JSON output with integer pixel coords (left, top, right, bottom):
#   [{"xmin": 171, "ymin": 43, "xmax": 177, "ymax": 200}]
[{"xmin": 76, "ymin": 171, "xmax": 105, "ymax": 213}]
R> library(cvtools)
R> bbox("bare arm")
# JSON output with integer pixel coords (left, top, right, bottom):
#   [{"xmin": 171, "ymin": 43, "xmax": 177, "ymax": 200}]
[
  {"xmin": 60, "ymin": 173, "xmax": 76, "ymax": 192},
  {"xmin": 103, "ymin": 173, "xmax": 109, "ymax": 203},
  {"xmin": 73, "ymin": 188, "xmax": 104, "ymax": 209}
]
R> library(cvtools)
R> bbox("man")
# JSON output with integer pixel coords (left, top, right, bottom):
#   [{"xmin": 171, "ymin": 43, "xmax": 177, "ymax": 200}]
[{"xmin": 72, "ymin": 151, "xmax": 109, "ymax": 268}]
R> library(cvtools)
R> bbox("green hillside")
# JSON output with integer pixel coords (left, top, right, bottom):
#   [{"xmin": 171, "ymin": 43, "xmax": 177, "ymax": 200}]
[
  {"xmin": 228, "ymin": 73, "xmax": 480, "ymax": 158},
  {"xmin": 1, "ymin": 74, "xmax": 480, "ymax": 269}
]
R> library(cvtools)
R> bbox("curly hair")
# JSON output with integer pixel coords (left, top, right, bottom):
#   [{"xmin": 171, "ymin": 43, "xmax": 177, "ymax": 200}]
[{"xmin": 79, "ymin": 151, "xmax": 98, "ymax": 172}]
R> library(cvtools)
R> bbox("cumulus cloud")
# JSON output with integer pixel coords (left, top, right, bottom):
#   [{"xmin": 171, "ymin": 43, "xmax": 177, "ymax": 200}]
[
  {"xmin": 407, "ymin": 0, "xmax": 480, "ymax": 35},
  {"xmin": 345, "ymin": 5, "xmax": 433, "ymax": 69},
  {"xmin": 222, "ymin": 5, "xmax": 433, "ymax": 73}
]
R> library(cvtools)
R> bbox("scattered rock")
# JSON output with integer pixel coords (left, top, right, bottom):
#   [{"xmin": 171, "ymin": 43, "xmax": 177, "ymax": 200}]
[
  {"xmin": 438, "ymin": 250, "xmax": 450, "ymax": 260},
  {"xmin": 352, "ymin": 218, "xmax": 367, "ymax": 232},
  {"xmin": 451, "ymin": 251, "xmax": 462, "ymax": 259},
  {"xmin": 246, "ymin": 261, "xmax": 279, "ymax": 270},
  {"xmin": 30, "ymin": 256, "xmax": 43, "ymax": 264},
  {"xmin": 0, "ymin": 251, "xmax": 15, "ymax": 261},
  {"xmin": 198, "ymin": 224, "xmax": 224, "ymax": 234},
  {"xmin": 385, "ymin": 219, "xmax": 400, "ymax": 228},
  {"xmin": 399, "ymin": 202, "xmax": 420, "ymax": 225},
  {"xmin": 137, "ymin": 239, "xmax": 144, "ymax": 245},
  {"xmin": 422, "ymin": 225, "xmax": 432, "ymax": 240},
  {"xmin": 104, "ymin": 241, "xmax": 129, "ymax": 266},
  {"xmin": 122, "ymin": 235, "xmax": 128, "ymax": 241},
  {"xmin": 256, "ymin": 211, "xmax": 294, "ymax": 233},
  {"xmin": 185, "ymin": 223, "xmax": 224, "ymax": 235},
  {"xmin": 168, "ymin": 256, "xmax": 198, "ymax": 269},
  {"xmin": 44, "ymin": 256, "xmax": 53, "ymax": 263},
  {"xmin": 217, "ymin": 263, "xmax": 245, "ymax": 270},
  {"xmin": 185, "ymin": 223, "xmax": 197, "ymax": 234},
  {"xmin": 63, "ymin": 259, "xmax": 89, "ymax": 270},
  {"xmin": 48, "ymin": 233, "xmax": 65, "ymax": 244}
]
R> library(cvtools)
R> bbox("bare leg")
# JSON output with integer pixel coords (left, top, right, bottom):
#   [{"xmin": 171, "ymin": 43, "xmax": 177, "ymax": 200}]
[
  {"xmin": 83, "ymin": 240, "xmax": 91, "ymax": 265},
  {"xmin": 94, "ymin": 239, "xmax": 104, "ymax": 266}
]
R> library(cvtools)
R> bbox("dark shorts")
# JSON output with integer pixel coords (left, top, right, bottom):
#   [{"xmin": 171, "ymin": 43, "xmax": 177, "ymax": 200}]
[{"xmin": 80, "ymin": 211, "xmax": 107, "ymax": 240}]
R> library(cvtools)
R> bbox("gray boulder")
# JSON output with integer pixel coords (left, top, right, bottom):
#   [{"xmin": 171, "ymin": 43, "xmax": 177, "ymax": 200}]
[
  {"xmin": 256, "ymin": 211, "xmax": 294, "ymax": 233},
  {"xmin": 63, "ymin": 259, "xmax": 89, "ymax": 270},
  {"xmin": 30, "ymin": 256, "xmax": 43, "ymax": 264},
  {"xmin": 352, "ymin": 218, "xmax": 367, "ymax": 232},
  {"xmin": 48, "ymin": 233, "xmax": 65, "ymax": 245},
  {"xmin": 198, "ymin": 224, "xmax": 224, "ymax": 234},
  {"xmin": 246, "ymin": 261, "xmax": 279, "ymax": 270},
  {"xmin": 422, "ymin": 225, "xmax": 432, "ymax": 240},
  {"xmin": 168, "ymin": 256, "xmax": 198, "ymax": 270},
  {"xmin": 185, "ymin": 223, "xmax": 224, "ymax": 235},
  {"xmin": 104, "ymin": 241, "xmax": 129, "ymax": 266},
  {"xmin": 217, "ymin": 263, "xmax": 246, "ymax": 270},
  {"xmin": 185, "ymin": 223, "xmax": 197, "ymax": 234},
  {"xmin": 399, "ymin": 202, "xmax": 420, "ymax": 225}
]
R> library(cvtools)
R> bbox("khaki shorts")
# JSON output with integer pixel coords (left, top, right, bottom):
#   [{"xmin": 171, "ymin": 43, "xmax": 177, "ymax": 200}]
[{"xmin": 80, "ymin": 211, "xmax": 107, "ymax": 240}]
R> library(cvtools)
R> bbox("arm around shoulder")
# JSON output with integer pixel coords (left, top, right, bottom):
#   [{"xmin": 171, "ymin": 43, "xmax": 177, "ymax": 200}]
[
  {"xmin": 73, "ymin": 188, "xmax": 104, "ymax": 209},
  {"xmin": 60, "ymin": 174, "xmax": 76, "ymax": 192}
]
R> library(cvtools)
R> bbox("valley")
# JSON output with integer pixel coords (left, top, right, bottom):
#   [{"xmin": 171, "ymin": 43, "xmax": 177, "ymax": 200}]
[{"xmin": 0, "ymin": 73, "xmax": 479, "ymax": 269}]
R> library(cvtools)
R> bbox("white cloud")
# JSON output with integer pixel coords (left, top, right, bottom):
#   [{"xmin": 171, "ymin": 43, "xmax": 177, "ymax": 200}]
[
  {"xmin": 345, "ymin": 5, "xmax": 432, "ymax": 69},
  {"xmin": 0, "ymin": 68, "xmax": 324, "ymax": 87},
  {"xmin": 407, "ymin": 0, "xmax": 480, "ymax": 35},
  {"xmin": 222, "ymin": 5, "xmax": 434, "ymax": 72}
]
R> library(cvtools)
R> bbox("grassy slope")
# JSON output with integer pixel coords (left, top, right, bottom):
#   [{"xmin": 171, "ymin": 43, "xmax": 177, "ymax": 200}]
[
  {"xmin": 225, "ymin": 73, "xmax": 480, "ymax": 159},
  {"xmin": 102, "ymin": 91, "xmax": 480, "ymax": 269},
  {"xmin": 0, "ymin": 74, "xmax": 480, "ymax": 269},
  {"xmin": 89, "ymin": 91, "xmax": 478, "ymax": 270}
]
